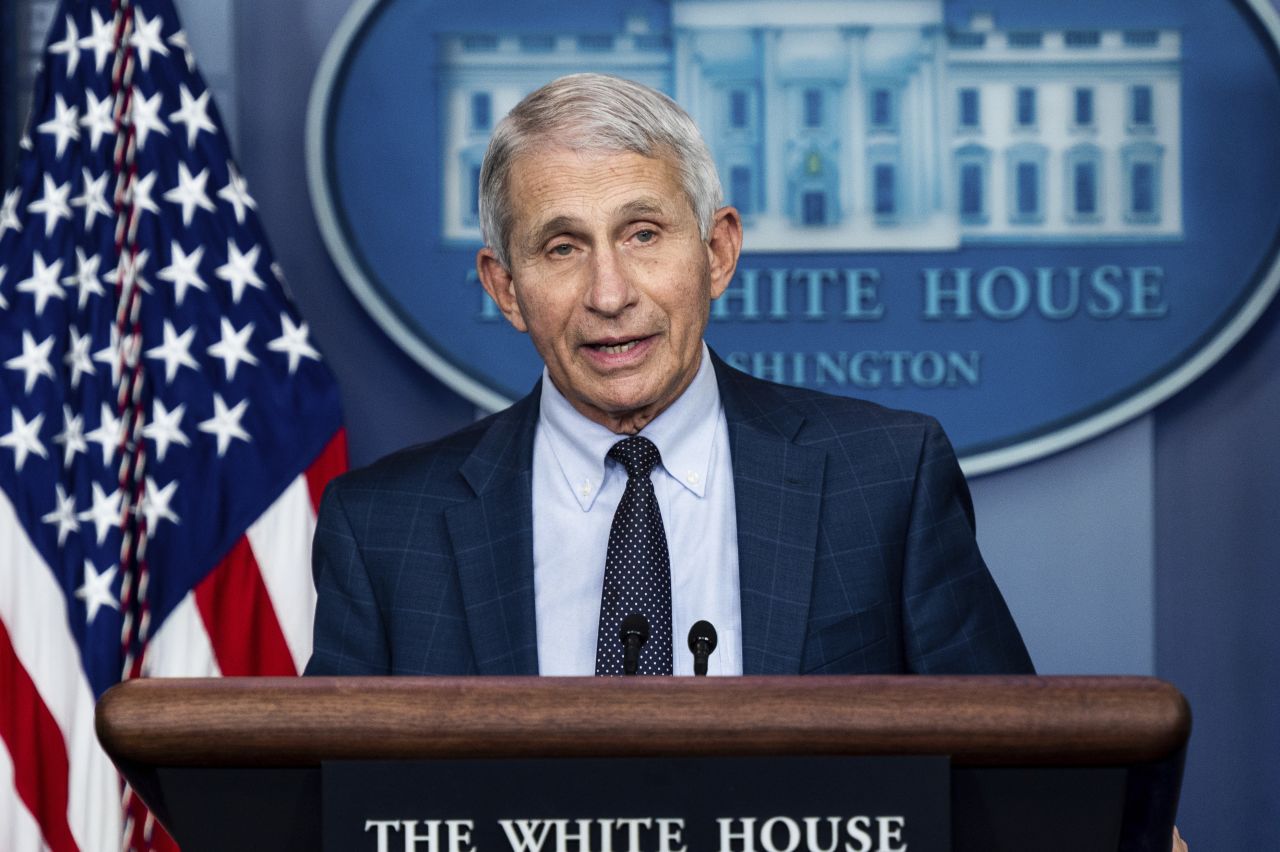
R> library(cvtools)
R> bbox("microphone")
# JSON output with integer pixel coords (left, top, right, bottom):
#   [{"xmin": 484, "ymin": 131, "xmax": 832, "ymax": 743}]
[
  {"xmin": 620, "ymin": 614, "xmax": 650, "ymax": 675},
  {"xmin": 687, "ymin": 620, "xmax": 718, "ymax": 676}
]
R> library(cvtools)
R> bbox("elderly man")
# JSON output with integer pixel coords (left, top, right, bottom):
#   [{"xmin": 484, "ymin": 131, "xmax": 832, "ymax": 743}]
[{"xmin": 305, "ymin": 73, "xmax": 1032, "ymax": 678}]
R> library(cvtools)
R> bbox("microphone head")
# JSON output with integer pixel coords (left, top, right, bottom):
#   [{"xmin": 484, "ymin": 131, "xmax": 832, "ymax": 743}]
[
  {"xmin": 620, "ymin": 613, "xmax": 650, "ymax": 645},
  {"xmin": 687, "ymin": 620, "xmax": 718, "ymax": 653}
]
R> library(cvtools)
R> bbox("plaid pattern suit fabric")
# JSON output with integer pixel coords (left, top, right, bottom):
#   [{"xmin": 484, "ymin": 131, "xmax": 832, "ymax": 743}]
[{"xmin": 306, "ymin": 353, "xmax": 1033, "ymax": 676}]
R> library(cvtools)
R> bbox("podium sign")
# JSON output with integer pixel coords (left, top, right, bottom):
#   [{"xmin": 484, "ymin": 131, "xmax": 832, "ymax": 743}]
[{"xmin": 322, "ymin": 756, "xmax": 950, "ymax": 852}]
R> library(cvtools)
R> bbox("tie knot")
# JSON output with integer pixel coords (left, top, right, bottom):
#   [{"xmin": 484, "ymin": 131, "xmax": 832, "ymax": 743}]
[{"xmin": 608, "ymin": 435, "xmax": 661, "ymax": 479}]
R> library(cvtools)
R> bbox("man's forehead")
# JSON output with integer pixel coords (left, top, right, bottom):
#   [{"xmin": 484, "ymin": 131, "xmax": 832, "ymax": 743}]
[
  {"xmin": 507, "ymin": 146, "xmax": 688, "ymax": 231},
  {"xmin": 513, "ymin": 141, "xmax": 675, "ymax": 173}
]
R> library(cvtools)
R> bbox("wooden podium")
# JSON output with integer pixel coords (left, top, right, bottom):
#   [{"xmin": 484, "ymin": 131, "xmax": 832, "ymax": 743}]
[{"xmin": 96, "ymin": 676, "xmax": 1189, "ymax": 851}]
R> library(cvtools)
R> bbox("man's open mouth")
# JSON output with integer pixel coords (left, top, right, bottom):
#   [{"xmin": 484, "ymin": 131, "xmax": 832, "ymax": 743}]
[{"xmin": 590, "ymin": 338, "xmax": 644, "ymax": 354}]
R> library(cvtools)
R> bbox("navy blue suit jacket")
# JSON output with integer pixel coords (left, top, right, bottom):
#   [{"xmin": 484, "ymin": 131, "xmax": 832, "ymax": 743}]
[{"xmin": 306, "ymin": 355, "xmax": 1033, "ymax": 676}]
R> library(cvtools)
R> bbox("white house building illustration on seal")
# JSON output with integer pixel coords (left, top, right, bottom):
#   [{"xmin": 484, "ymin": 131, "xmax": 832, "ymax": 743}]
[{"xmin": 438, "ymin": 0, "xmax": 1182, "ymax": 252}]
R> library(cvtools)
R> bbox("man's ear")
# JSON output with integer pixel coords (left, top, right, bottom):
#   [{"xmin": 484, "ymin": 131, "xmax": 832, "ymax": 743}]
[
  {"xmin": 477, "ymin": 248, "xmax": 527, "ymax": 332},
  {"xmin": 706, "ymin": 206, "xmax": 744, "ymax": 300}
]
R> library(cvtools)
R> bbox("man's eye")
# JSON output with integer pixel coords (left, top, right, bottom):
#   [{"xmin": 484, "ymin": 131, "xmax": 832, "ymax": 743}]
[
  {"xmin": 549, "ymin": 243, "xmax": 574, "ymax": 257},
  {"xmin": 634, "ymin": 229, "xmax": 656, "ymax": 243}
]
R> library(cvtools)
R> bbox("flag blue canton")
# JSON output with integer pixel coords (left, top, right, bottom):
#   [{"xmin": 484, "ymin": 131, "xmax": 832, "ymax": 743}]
[{"xmin": 0, "ymin": 0, "xmax": 343, "ymax": 701}]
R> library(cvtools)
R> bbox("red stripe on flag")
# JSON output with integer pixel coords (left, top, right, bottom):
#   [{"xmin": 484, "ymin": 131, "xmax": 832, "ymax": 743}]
[
  {"xmin": 149, "ymin": 818, "xmax": 181, "ymax": 852},
  {"xmin": 0, "ymin": 619, "xmax": 79, "ymax": 852},
  {"xmin": 305, "ymin": 429, "xmax": 348, "ymax": 514},
  {"xmin": 194, "ymin": 538, "xmax": 297, "ymax": 676}
]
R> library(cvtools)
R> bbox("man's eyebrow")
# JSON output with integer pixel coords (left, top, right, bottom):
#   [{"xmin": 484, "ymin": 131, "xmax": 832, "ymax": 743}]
[
  {"xmin": 522, "ymin": 215, "xmax": 581, "ymax": 255},
  {"xmin": 617, "ymin": 198, "xmax": 668, "ymax": 220}
]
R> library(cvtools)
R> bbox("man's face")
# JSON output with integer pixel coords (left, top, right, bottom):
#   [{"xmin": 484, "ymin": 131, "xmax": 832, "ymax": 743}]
[{"xmin": 478, "ymin": 147, "xmax": 741, "ymax": 434}]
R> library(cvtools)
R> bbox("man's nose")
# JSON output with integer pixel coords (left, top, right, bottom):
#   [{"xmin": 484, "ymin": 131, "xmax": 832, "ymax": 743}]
[{"xmin": 584, "ymin": 247, "xmax": 637, "ymax": 316}]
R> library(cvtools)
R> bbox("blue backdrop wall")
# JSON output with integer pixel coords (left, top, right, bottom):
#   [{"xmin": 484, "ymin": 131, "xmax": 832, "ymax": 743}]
[{"xmin": 164, "ymin": 0, "xmax": 1280, "ymax": 846}]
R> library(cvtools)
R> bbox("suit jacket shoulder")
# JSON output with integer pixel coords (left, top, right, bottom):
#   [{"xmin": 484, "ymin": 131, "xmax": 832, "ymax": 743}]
[
  {"xmin": 712, "ymin": 354, "xmax": 1033, "ymax": 675},
  {"xmin": 716, "ymin": 352, "xmax": 942, "ymax": 451},
  {"xmin": 306, "ymin": 389, "xmax": 542, "ymax": 676},
  {"xmin": 714, "ymin": 355, "xmax": 970, "ymax": 535}
]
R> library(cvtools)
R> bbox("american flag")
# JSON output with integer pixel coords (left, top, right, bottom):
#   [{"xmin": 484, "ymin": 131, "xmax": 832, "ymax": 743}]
[{"xmin": 0, "ymin": 1, "xmax": 346, "ymax": 849}]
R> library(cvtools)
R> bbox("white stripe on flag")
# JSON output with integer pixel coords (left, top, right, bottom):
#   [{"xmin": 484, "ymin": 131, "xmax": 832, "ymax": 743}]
[
  {"xmin": 246, "ymin": 474, "xmax": 318, "ymax": 673},
  {"xmin": 143, "ymin": 594, "xmax": 221, "ymax": 678},
  {"xmin": 0, "ymin": 738, "xmax": 46, "ymax": 852},
  {"xmin": 66, "ymin": 691, "xmax": 123, "ymax": 852},
  {"xmin": 0, "ymin": 490, "xmax": 122, "ymax": 851}
]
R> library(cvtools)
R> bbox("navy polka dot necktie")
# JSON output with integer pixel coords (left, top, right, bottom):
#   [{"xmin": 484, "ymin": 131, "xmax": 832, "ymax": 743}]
[{"xmin": 595, "ymin": 435, "xmax": 674, "ymax": 676}]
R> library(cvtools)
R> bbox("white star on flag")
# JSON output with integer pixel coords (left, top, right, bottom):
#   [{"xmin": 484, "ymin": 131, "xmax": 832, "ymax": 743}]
[
  {"xmin": 130, "ymin": 88, "xmax": 170, "ymax": 150},
  {"xmin": 128, "ymin": 170, "xmax": 161, "ymax": 219},
  {"xmin": 157, "ymin": 241, "xmax": 208, "ymax": 305},
  {"xmin": 215, "ymin": 239, "xmax": 265, "ymax": 303},
  {"xmin": 217, "ymin": 163, "xmax": 257, "ymax": 224},
  {"xmin": 75, "ymin": 561, "xmax": 120, "ymax": 624},
  {"xmin": 170, "ymin": 84, "xmax": 215, "ymax": 148},
  {"xmin": 71, "ymin": 168, "xmax": 112, "ymax": 229},
  {"xmin": 64, "ymin": 325, "xmax": 97, "ymax": 389},
  {"xmin": 139, "ymin": 477, "xmax": 181, "ymax": 531},
  {"xmin": 48, "ymin": 16, "xmax": 81, "ymax": 78},
  {"xmin": 27, "ymin": 174, "xmax": 72, "ymax": 237},
  {"xmin": 145, "ymin": 320, "xmax": 200, "ymax": 383},
  {"xmin": 5, "ymin": 331, "xmax": 57, "ymax": 393},
  {"xmin": 52, "ymin": 404, "xmax": 88, "ymax": 468},
  {"xmin": 80, "ymin": 89, "xmax": 115, "ymax": 152},
  {"xmin": 143, "ymin": 398, "xmax": 190, "ymax": 461},
  {"xmin": 37, "ymin": 94, "xmax": 80, "ymax": 158},
  {"xmin": 198, "ymin": 393, "xmax": 252, "ymax": 457},
  {"xmin": 17, "ymin": 253, "xmax": 67, "ymax": 316},
  {"xmin": 207, "ymin": 318, "xmax": 259, "ymax": 380},
  {"xmin": 169, "ymin": 28, "xmax": 197, "ymax": 72},
  {"xmin": 78, "ymin": 482, "xmax": 123, "ymax": 546},
  {"xmin": 85, "ymin": 402, "xmax": 125, "ymax": 465},
  {"xmin": 163, "ymin": 163, "xmax": 216, "ymax": 226},
  {"xmin": 41, "ymin": 482, "xmax": 80, "ymax": 546},
  {"xmin": 64, "ymin": 247, "xmax": 106, "ymax": 310},
  {"xmin": 0, "ymin": 408, "xmax": 48, "ymax": 471},
  {"xmin": 0, "ymin": 188, "xmax": 22, "ymax": 235},
  {"xmin": 77, "ymin": 8, "xmax": 116, "ymax": 73},
  {"xmin": 269, "ymin": 314, "xmax": 322, "ymax": 374},
  {"xmin": 0, "ymin": 266, "xmax": 7, "ymax": 310},
  {"xmin": 130, "ymin": 9, "xmax": 171, "ymax": 70},
  {"xmin": 93, "ymin": 326, "xmax": 140, "ymax": 389}
]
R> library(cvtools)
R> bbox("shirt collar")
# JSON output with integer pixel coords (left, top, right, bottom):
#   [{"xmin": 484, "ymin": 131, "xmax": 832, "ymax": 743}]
[{"xmin": 538, "ymin": 342, "xmax": 722, "ymax": 511}]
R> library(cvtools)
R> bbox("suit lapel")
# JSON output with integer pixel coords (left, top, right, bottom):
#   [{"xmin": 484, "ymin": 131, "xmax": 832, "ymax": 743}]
[
  {"xmin": 445, "ymin": 388, "xmax": 541, "ymax": 675},
  {"xmin": 714, "ymin": 355, "xmax": 826, "ymax": 674}
]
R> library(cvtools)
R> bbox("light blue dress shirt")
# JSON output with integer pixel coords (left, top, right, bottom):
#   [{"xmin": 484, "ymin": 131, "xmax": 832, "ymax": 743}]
[{"xmin": 532, "ymin": 344, "xmax": 743, "ymax": 675}]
